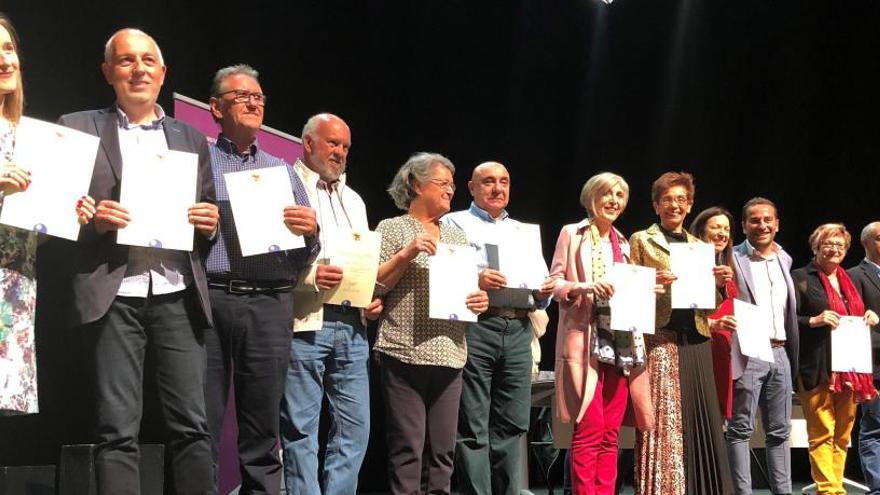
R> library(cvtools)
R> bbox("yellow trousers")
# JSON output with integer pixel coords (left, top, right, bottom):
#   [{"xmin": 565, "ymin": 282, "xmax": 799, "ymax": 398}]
[{"xmin": 798, "ymin": 382, "xmax": 857, "ymax": 495}]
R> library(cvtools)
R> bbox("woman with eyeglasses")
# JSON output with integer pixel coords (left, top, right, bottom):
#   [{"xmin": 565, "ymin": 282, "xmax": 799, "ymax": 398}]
[
  {"xmin": 373, "ymin": 152, "xmax": 488, "ymax": 494},
  {"xmin": 792, "ymin": 223, "xmax": 879, "ymax": 494},
  {"xmin": 0, "ymin": 13, "xmax": 93, "ymax": 415},
  {"xmin": 629, "ymin": 172, "xmax": 732, "ymax": 495},
  {"xmin": 689, "ymin": 207, "xmax": 739, "ymax": 420}
]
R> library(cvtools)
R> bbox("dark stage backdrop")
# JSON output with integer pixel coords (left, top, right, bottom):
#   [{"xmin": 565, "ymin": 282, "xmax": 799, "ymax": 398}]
[{"xmin": 1, "ymin": 0, "xmax": 879, "ymax": 490}]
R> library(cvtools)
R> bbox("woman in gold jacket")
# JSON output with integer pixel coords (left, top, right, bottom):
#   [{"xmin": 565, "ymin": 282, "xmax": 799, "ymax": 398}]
[{"xmin": 629, "ymin": 171, "xmax": 732, "ymax": 495}]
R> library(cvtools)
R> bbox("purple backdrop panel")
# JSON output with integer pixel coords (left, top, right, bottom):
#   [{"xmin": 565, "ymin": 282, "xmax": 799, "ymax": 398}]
[{"xmin": 172, "ymin": 93, "xmax": 302, "ymax": 495}]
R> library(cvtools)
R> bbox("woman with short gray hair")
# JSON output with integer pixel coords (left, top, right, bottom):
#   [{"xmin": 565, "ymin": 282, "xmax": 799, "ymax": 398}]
[
  {"xmin": 374, "ymin": 152, "xmax": 487, "ymax": 494},
  {"xmin": 386, "ymin": 152, "xmax": 455, "ymax": 210}
]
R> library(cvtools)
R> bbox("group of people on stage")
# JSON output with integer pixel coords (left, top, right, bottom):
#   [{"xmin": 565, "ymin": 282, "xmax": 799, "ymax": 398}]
[{"xmin": 1, "ymin": 14, "xmax": 880, "ymax": 495}]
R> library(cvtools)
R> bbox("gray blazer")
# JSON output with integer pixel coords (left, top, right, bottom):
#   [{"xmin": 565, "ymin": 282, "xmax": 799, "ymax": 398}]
[
  {"xmin": 58, "ymin": 107, "xmax": 216, "ymax": 328},
  {"xmin": 730, "ymin": 241, "xmax": 799, "ymax": 382}
]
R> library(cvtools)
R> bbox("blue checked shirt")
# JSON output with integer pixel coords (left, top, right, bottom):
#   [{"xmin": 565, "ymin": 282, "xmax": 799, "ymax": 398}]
[{"xmin": 206, "ymin": 135, "xmax": 319, "ymax": 282}]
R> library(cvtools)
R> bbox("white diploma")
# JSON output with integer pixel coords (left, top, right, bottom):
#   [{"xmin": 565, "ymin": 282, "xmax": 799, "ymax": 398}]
[
  {"xmin": 223, "ymin": 167, "xmax": 305, "ymax": 256},
  {"xmin": 733, "ymin": 299, "xmax": 775, "ymax": 363},
  {"xmin": 831, "ymin": 316, "xmax": 873, "ymax": 373},
  {"xmin": 325, "ymin": 231, "xmax": 381, "ymax": 308},
  {"xmin": 608, "ymin": 263, "xmax": 656, "ymax": 334},
  {"xmin": 116, "ymin": 150, "xmax": 197, "ymax": 251},
  {"xmin": 0, "ymin": 117, "xmax": 98, "ymax": 240},
  {"xmin": 429, "ymin": 243, "xmax": 479, "ymax": 323},
  {"xmin": 493, "ymin": 223, "xmax": 548, "ymax": 289},
  {"xmin": 670, "ymin": 242, "xmax": 716, "ymax": 309}
]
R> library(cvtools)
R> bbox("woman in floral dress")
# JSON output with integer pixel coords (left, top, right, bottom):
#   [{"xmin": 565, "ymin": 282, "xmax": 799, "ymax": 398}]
[{"xmin": 0, "ymin": 13, "xmax": 93, "ymax": 415}]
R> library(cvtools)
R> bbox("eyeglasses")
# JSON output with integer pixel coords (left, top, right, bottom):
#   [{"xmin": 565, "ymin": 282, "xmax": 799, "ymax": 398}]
[
  {"xmin": 658, "ymin": 195, "xmax": 690, "ymax": 206},
  {"xmin": 214, "ymin": 90, "xmax": 267, "ymax": 106},
  {"xmin": 820, "ymin": 241, "xmax": 847, "ymax": 251},
  {"xmin": 429, "ymin": 179, "xmax": 456, "ymax": 192}
]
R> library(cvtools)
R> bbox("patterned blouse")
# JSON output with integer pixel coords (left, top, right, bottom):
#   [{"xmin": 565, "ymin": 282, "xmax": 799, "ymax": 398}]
[
  {"xmin": 0, "ymin": 118, "xmax": 39, "ymax": 414},
  {"xmin": 374, "ymin": 214, "xmax": 470, "ymax": 369}
]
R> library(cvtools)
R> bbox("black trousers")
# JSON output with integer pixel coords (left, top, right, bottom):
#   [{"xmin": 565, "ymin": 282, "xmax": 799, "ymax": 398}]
[
  {"xmin": 205, "ymin": 289, "xmax": 293, "ymax": 495},
  {"xmin": 85, "ymin": 289, "xmax": 214, "ymax": 495},
  {"xmin": 380, "ymin": 354, "xmax": 463, "ymax": 495}
]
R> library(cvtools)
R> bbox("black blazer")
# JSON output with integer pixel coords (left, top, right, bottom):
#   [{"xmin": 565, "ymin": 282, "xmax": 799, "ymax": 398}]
[
  {"xmin": 847, "ymin": 259, "xmax": 880, "ymax": 386},
  {"xmin": 58, "ymin": 107, "xmax": 216, "ymax": 328}
]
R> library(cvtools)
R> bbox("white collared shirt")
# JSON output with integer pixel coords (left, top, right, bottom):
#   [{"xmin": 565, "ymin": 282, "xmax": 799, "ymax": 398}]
[
  {"xmin": 745, "ymin": 240, "xmax": 788, "ymax": 340},
  {"xmin": 115, "ymin": 106, "xmax": 191, "ymax": 298},
  {"xmin": 293, "ymin": 159, "xmax": 369, "ymax": 260},
  {"xmin": 291, "ymin": 159, "xmax": 370, "ymax": 330}
]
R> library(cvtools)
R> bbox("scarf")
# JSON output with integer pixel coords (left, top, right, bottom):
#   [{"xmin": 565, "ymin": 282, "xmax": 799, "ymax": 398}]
[
  {"xmin": 817, "ymin": 263, "xmax": 877, "ymax": 402},
  {"xmin": 588, "ymin": 223, "xmax": 645, "ymax": 373}
]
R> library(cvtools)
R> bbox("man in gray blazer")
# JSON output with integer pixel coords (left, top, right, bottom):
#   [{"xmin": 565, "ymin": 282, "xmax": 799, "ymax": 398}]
[
  {"xmin": 848, "ymin": 221, "xmax": 880, "ymax": 495},
  {"xmin": 59, "ymin": 28, "xmax": 218, "ymax": 495},
  {"xmin": 726, "ymin": 197, "xmax": 798, "ymax": 495}
]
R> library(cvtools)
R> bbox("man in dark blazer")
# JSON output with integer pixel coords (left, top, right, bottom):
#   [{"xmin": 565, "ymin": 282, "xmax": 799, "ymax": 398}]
[
  {"xmin": 726, "ymin": 197, "xmax": 799, "ymax": 495},
  {"xmin": 848, "ymin": 221, "xmax": 880, "ymax": 495},
  {"xmin": 59, "ymin": 28, "xmax": 218, "ymax": 495}
]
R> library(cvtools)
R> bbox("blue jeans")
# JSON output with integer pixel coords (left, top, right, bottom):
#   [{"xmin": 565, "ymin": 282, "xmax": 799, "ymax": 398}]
[
  {"xmin": 279, "ymin": 309, "xmax": 370, "ymax": 495},
  {"xmin": 726, "ymin": 347, "xmax": 792, "ymax": 495},
  {"xmin": 861, "ymin": 395, "xmax": 880, "ymax": 494}
]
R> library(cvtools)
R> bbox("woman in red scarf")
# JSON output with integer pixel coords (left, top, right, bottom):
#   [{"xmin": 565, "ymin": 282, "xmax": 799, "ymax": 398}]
[{"xmin": 792, "ymin": 223, "xmax": 879, "ymax": 495}]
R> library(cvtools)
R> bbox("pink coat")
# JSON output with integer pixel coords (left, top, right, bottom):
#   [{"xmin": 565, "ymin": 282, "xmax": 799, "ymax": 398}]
[{"xmin": 549, "ymin": 219, "xmax": 654, "ymax": 429}]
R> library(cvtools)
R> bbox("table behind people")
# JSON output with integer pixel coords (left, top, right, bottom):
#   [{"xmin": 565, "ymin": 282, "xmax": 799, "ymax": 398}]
[{"xmin": 58, "ymin": 28, "xmax": 218, "ymax": 495}]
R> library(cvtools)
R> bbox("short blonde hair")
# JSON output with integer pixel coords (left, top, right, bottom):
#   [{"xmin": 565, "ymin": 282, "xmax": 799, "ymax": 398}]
[
  {"xmin": 579, "ymin": 172, "xmax": 629, "ymax": 216},
  {"xmin": 808, "ymin": 223, "xmax": 851, "ymax": 253}
]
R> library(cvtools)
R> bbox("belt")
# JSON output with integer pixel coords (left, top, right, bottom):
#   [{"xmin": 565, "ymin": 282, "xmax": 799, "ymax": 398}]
[
  {"xmin": 770, "ymin": 339, "xmax": 786, "ymax": 348},
  {"xmin": 208, "ymin": 279, "xmax": 295, "ymax": 295},
  {"xmin": 483, "ymin": 306, "xmax": 529, "ymax": 319}
]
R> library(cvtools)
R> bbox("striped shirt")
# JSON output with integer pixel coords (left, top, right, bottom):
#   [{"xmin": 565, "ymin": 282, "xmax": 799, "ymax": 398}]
[{"xmin": 206, "ymin": 135, "xmax": 319, "ymax": 282}]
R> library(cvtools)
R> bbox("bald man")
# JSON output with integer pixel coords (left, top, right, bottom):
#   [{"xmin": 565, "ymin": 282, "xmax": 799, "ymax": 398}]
[
  {"xmin": 847, "ymin": 221, "xmax": 880, "ymax": 494},
  {"xmin": 59, "ymin": 28, "xmax": 217, "ymax": 494},
  {"xmin": 442, "ymin": 162, "xmax": 553, "ymax": 495},
  {"xmin": 279, "ymin": 113, "xmax": 381, "ymax": 495}
]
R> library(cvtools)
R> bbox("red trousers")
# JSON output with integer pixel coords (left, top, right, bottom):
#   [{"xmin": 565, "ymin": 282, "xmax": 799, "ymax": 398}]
[{"xmin": 570, "ymin": 363, "xmax": 630, "ymax": 495}]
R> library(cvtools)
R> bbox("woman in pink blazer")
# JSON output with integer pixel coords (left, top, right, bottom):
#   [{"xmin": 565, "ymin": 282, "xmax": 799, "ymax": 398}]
[{"xmin": 549, "ymin": 172, "xmax": 654, "ymax": 495}]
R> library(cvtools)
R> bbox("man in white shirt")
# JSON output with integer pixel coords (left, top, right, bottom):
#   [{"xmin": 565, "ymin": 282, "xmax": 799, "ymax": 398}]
[
  {"xmin": 727, "ymin": 197, "xmax": 799, "ymax": 495},
  {"xmin": 59, "ymin": 28, "xmax": 218, "ymax": 495},
  {"xmin": 280, "ymin": 113, "xmax": 381, "ymax": 495}
]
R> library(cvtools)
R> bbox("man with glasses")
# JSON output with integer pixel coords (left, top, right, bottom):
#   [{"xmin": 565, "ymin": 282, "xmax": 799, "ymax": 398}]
[
  {"xmin": 204, "ymin": 64, "xmax": 319, "ymax": 494},
  {"xmin": 280, "ymin": 113, "xmax": 381, "ymax": 495},
  {"xmin": 442, "ymin": 161, "xmax": 553, "ymax": 495},
  {"xmin": 726, "ymin": 197, "xmax": 798, "ymax": 495}
]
